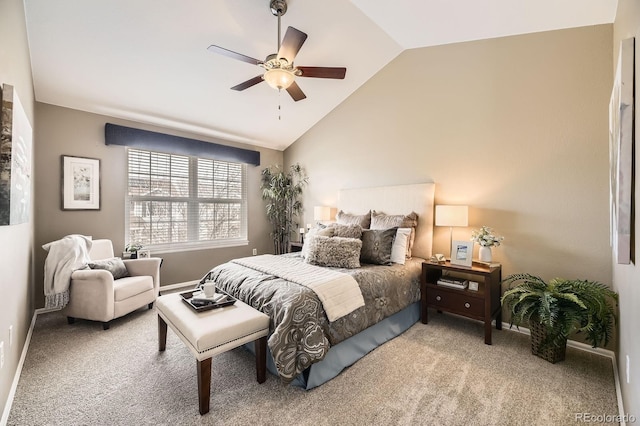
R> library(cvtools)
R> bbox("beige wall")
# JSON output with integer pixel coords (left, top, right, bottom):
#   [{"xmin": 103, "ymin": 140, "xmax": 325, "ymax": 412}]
[
  {"xmin": 612, "ymin": 0, "xmax": 640, "ymax": 417},
  {"xmin": 286, "ymin": 21, "xmax": 640, "ymax": 413},
  {"xmin": 0, "ymin": 0, "xmax": 36, "ymax": 418},
  {"xmin": 286, "ymin": 25, "xmax": 612, "ymax": 285},
  {"xmin": 33, "ymin": 103, "xmax": 282, "ymax": 308}
]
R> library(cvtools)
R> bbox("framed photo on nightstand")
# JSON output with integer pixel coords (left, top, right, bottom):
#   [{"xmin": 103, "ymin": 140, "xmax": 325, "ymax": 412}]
[
  {"xmin": 450, "ymin": 240, "xmax": 473, "ymax": 267},
  {"xmin": 137, "ymin": 249, "xmax": 151, "ymax": 259}
]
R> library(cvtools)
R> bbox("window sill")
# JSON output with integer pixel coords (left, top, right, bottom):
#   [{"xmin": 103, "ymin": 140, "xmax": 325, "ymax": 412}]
[{"xmin": 146, "ymin": 239, "xmax": 248, "ymax": 255}]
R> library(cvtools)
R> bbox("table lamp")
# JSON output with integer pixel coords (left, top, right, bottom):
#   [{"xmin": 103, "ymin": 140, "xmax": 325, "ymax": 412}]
[
  {"xmin": 435, "ymin": 205, "xmax": 469, "ymax": 258},
  {"xmin": 314, "ymin": 206, "xmax": 331, "ymax": 223}
]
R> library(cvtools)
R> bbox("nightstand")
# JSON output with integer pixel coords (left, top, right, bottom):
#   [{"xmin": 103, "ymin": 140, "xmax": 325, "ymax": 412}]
[
  {"xmin": 421, "ymin": 261, "xmax": 502, "ymax": 345},
  {"xmin": 288, "ymin": 242, "xmax": 304, "ymax": 253}
]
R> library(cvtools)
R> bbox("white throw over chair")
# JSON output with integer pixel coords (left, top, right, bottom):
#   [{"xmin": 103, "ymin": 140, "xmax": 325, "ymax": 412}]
[{"xmin": 63, "ymin": 239, "xmax": 162, "ymax": 329}]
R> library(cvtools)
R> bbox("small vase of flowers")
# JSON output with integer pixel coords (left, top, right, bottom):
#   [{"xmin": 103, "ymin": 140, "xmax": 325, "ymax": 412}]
[
  {"xmin": 471, "ymin": 226, "xmax": 504, "ymax": 262},
  {"xmin": 124, "ymin": 242, "xmax": 144, "ymax": 259}
]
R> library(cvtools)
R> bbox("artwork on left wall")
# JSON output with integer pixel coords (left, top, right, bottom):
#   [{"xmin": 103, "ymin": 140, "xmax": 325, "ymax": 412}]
[
  {"xmin": 0, "ymin": 83, "xmax": 33, "ymax": 226},
  {"xmin": 609, "ymin": 37, "xmax": 635, "ymax": 265}
]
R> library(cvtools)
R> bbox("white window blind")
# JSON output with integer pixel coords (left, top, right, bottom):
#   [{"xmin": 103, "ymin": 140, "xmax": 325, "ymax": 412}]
[{"xmin": 126, "ymin": 148, "xmax": 248, "ymax": 252}]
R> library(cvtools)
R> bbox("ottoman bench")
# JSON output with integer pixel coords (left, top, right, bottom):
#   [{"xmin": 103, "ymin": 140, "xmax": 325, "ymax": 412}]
[{"xmin": 156, "ymin": 292, "xmax": 270, "ymax": 415}]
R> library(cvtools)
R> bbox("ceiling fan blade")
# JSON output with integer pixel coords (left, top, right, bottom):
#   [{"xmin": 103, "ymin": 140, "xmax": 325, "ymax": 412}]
[
  {"xmin": 297, "ymin": 66, "xmax": 347, "ymax": 79},
  {"xmin": 286, "ymin": 81, "xmax": 306, "ymax": 102},
  {"xmin": 277, "ymin": 27, "xmax": 308, "ymax": 63},
  {"xmin": 231, "ymin": 75, "xmax": 264, "ymax": 91},
  {"xmin": 207, "ymin": 45, "xmax": 262, "ymax": 66}
]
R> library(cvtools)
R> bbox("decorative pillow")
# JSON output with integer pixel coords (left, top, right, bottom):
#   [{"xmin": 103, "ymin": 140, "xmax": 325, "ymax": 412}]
[
  {"xmin": 371, "ymin": 211, "xmax": 419, "ymax": 257},
  {"xmin": 88, "ymin": 257, "xmax": 129, "ymax": 279},
  {"xmin": 304, "ymin": 235, "xmax": 362, "ymax": 269},
  {"xmin": 329, "ymin": 223, "xmax": 363, "ymax": 239},
  {"xmin": 390, "ymin": 228, "xmax": 412, "ymax": 265},
  {"xmin": 336, "ymin": 210, "xmax": 371, "ymax": 229},
  {"xmin": 301, "ymin": 226, "xmax": 335, "ymax": 258},
  {"xmin": 360, "ymin": 228, "xmax": 398, "ymax": 265}
]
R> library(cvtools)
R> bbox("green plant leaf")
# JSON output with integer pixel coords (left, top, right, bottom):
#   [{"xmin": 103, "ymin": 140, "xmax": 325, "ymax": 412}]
[
  {"xmin": 501, "ymin": 273, "xmax": 618, "ymax": 350},
  {"xmin": 260, "ymin": 163, "xmax": 308, "ymax": 255}
]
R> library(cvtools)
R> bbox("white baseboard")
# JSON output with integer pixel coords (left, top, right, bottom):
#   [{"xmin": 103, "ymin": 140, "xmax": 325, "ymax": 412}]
[
  {"xmin": 501, "ymin": 322, "xmax": 625, "ymax": 424},
  {"xmin": 159, "ymin": 280, "xmax": 200, "ymax": 294},
  {"xmin": 0, "ymin": 310, "xmax": 39, "ymax": 426}
]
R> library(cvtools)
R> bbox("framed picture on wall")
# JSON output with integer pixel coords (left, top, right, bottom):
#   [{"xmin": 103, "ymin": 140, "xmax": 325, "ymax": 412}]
[
  {"xmin": 61, "ymin": 155, "xmax": 101, "ymax": 210},
  {"xmin": 0, "ymin": 83, "xmax": 33, "ymax": 225},
  {"xmin": 609, "ymin": 37, "xmax": 635, "ymax": 265},
  {"xmin": 450, "ymin": 240, "xmax": 474, "ymax": 267}
]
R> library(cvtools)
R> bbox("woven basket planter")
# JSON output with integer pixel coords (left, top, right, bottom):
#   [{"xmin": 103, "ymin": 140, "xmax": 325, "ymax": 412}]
[{"xmin": 529, "ymin": 321, "xmax": 566, "ymax": 363}]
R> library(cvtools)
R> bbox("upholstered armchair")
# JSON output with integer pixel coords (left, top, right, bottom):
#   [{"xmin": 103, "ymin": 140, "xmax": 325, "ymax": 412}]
[{"xmin": 63, "ymin": 239, "xmax": 162, "ymax": 330}]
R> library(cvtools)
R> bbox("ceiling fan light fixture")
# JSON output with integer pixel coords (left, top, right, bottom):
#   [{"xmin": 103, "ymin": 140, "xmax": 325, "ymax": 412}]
[{"xmin": 264, "ymin": 68, "xmax": 295, "ymax": 90}]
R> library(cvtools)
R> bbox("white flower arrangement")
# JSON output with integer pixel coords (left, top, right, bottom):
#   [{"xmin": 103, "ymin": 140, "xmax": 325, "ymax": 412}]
[
  {"xmin": 125, "ymin": 242, "xmax": 144, "ymax": 253},
  {"xmin": 471, "ymin": 226, "xmax": 504, "ymax": 247}
]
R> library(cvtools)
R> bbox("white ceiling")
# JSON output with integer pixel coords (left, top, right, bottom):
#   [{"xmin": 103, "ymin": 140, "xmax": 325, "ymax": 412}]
[{"xmin": 23, "ymin": 0, "xmax": 617, "ymax": 151}]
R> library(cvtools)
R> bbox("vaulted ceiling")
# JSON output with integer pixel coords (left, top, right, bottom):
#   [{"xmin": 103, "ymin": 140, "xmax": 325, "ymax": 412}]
[{"xmin": 24, "ymin": 0, "xmax": 617, "ymax": 150}]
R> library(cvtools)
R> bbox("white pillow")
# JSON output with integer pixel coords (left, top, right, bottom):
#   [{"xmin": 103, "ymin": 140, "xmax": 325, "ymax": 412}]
[{"xmin": 390, "ymin": 228, "xmax": 412, "ymax": 264}]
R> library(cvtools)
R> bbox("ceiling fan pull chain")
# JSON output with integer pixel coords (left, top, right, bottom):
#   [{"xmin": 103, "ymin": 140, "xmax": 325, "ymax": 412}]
[{"xmin": 278, "ymin": 89, "xmax": 282, "ymax": 120}]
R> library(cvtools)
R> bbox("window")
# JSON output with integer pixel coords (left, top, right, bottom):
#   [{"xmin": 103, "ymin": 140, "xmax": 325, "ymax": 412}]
[{"xmin": 126, "ymin": 148, "xmax": 248, "ymax": 252}]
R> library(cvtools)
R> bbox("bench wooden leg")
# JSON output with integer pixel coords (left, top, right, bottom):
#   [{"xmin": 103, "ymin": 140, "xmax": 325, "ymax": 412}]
[
  {"xmin": 158, "ymin": 316, "xmax": 167, "ymax": 352},
  {"xmin": 197, "ymin": 358, "xmax": 212, "ymax": 415},
  {"xmin": 255, "ymin": 336, "xmax": 267, "ymax": 384}
]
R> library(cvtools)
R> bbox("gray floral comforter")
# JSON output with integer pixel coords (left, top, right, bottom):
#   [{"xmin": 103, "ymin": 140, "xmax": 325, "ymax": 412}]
[{"xmin": 201, "ymin": 253, "xmax": 422, "ymax": 383}]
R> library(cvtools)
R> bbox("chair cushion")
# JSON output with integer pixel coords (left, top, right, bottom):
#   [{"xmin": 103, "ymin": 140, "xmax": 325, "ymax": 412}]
[{"xmin": 113, "ymin": 276, "xmax": 153, "ymax": 301}]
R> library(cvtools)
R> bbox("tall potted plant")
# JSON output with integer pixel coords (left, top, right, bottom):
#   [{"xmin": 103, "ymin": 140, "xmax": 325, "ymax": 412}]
[
  {"xmin": 260, "ymin": 163, "xmax": 308, "ymax": 255},
  {"xmin": 501, "ymin": 273, "xmax": 617, "ymax": 363}
]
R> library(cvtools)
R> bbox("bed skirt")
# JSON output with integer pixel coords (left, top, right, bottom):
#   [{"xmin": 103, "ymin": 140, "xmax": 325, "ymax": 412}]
[{"xmin": 245, "ymin": 301, "xmax": 420, "ymax": 390}]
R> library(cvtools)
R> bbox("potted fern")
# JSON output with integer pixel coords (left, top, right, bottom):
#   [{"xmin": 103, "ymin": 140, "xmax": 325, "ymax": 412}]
[
  {"xmin": 501, "ymin": 273, "xmax": 617, "ymax": 363},
  {"xmin": 260, "ymin": 163, "xmax": 308, "ymax": 255}
]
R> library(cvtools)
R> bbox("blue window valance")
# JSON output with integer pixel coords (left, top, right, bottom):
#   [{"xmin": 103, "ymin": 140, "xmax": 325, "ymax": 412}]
[{"xmin": 104, "ymin": 123, "xmax": 260, "ymax": 166}]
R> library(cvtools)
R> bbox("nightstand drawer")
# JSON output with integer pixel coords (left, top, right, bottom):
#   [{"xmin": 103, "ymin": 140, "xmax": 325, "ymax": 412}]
[{"xmin": 427, "ymin": 288, "xmax": 484, "ymax": 317}]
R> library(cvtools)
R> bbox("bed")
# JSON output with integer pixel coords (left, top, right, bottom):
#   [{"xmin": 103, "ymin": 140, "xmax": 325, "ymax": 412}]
[{"xmin": 200, "ymin": 183, "xmax": 435, "ymax": 389}]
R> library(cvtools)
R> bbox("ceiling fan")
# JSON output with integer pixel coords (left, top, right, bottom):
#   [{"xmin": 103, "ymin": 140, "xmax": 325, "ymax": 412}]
[{"xmin": 207, "ymin": 0, "xmax": 346, "ymax": 102}]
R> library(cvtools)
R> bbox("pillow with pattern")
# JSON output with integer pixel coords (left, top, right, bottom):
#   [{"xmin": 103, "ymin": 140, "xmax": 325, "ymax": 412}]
[
  {"xmin": 88, "ymin": 257, "xmax": 129, "ymax": 280},
  {"xmin": 329, "ymin": 223, "xmax": 363, "ymax": 239},
  {"xmin": 336, "ymin": 210, "xmax": 371, "ymax": 229},
  {"xmin": 371, "ymin": 211, "xmax": 419, "ymax": 258},
  {"xmin": 360, "ymin": 227, "xmax": 398, "ymax": 265},
  {"xmin": 301, "ymin": 226, "xmax": 335, "ymax": 259},
  {"xmin": 304, "ymin": 235, "xmax": 362, "ymax": 269}
]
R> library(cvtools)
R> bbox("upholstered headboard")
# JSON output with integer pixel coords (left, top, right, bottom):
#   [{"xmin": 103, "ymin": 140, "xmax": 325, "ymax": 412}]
[{"xmin": 338, "ymin": 183, "xmax": 436, "ymax": 260}]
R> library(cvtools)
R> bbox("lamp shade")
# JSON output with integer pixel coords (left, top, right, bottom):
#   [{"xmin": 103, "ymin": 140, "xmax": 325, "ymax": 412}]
[
  {"xmin": 435, "ymin": 205, "xmax": 468, "ymax": 227},
  {"xmin": 263, "ymin": 69, "xmax": 295, "ymax": 90},
  {"xmin": 313, "ymin": 206, "xmax": 331, "ymax": 221}
]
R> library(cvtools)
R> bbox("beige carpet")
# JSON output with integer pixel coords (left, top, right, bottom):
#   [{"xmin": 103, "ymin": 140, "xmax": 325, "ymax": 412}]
[{"xmin": 7, "ymin": 307, "xmax": 618, "ymax": 425}]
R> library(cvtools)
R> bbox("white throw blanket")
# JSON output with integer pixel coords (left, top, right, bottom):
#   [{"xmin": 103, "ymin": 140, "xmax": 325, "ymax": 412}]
[
  {"xmin": 42, "ymin": 235, "xmax": 92, "ymax": 309},
  {"xmin": 232, "ymin": 255, "xmax": 365, "ymax": 322}
]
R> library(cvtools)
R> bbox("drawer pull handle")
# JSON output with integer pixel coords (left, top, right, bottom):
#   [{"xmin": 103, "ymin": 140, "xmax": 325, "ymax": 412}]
[
  {"xmin": 464, "ymin": 302, "xmax": 471, "ymax": 308},
  {"xmin": 436, "ymin": 296, "xmax": 442, "ymax": 301}
]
